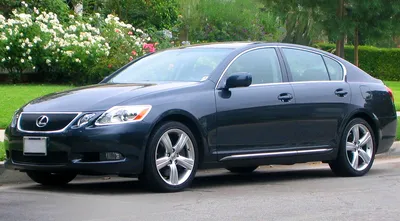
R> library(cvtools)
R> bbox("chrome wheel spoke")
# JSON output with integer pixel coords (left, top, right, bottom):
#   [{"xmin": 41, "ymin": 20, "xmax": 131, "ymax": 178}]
[
  {"xmin": 161, "ymin": 133, "xmax": 173, "ymax": 153},
  {"xmin": 169, "ymin": 163, "xmax": 179, "ymax": 185},
  {"xmin": 352, "ymin": 126, "xmax": 360, "ymax": 143},
  {"xmin": 359, "ymin": 149, "xmax": 371, "ymax": 164},
  {"xmin": 155, "ymin": 128, "xmax": 195, "ymax": 186},
  {"xmin": 359, "ymin": 132, "xmax": 371, "ymax": 147},
  {"xmin": 346, "ymin": 124, "xmax": 374, "ymax": 171},
  {"xmin": 346, "ymin": 142, "xmax": 357, "ymax": 151},
  {"xmin": 156, "ymin": 157, "xmax": 170, "ymax": 170},
  {"xmin": 351, "ymin": 151, "xmax": 359, "ymax": 169},
  {"xmin": 176, "ymin": 156, "xmax": 194, "ymax": 170},
  {"xmin": 174, "ymin": 133, "xmax": 189, "ymax": 153}
]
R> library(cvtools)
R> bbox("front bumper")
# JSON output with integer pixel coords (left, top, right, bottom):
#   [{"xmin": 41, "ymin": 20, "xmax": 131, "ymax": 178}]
[{"xmin": 4, "ymin": 122, "xmax": 152, "ymax": 175}]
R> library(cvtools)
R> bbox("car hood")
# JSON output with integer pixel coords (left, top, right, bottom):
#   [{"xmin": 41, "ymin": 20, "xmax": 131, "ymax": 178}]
[{"xmin": 20, "ymin": 82, "xmax": 198, "ymax": 112}]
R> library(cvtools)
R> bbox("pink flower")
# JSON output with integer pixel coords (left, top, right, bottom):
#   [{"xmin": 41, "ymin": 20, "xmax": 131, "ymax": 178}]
[
  {"xmin": 131, "ymin": 50, "xmax": 137, "ymax": 56},
  {"xmin": 143, "ymin": 43, "xmax": 156, "ymax": 53},
  {"xmin": 115, "ymin": 29, "xmax": 120, "ymax": 33},
  {"xmin": 128, "ymin": 31, "xmax": 133, "ymax": 35},
  {"xmin": 129, "ymin": 56, "xmax": 133, "ymax": 61},
  {"xmin": 108, "ymin": 64, "xmax": 112, "ymax": 68}
]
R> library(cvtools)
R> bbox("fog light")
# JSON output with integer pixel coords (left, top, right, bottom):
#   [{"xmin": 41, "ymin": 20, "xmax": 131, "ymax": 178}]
[{"xmin": 105, "ymin": 152, "xmax": 123, "ymax": 160}]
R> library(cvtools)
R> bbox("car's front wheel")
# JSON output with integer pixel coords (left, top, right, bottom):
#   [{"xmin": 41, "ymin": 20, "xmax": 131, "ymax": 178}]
[
  {"xmin": 329, "ymin": 118, "xmax": 376, "ymax": 177},
  {"xmin": 26, "ymin": 171, "xmax": 77, "ymax": 186},
  {"xmin": 140, "ymin": 121, "xmax": 198, "ymax": 192}
]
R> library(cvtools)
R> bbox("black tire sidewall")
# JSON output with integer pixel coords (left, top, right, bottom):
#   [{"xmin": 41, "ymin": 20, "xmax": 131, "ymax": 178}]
[
  {"xmin": 337, "ymin": 118, "xmax": 376, "ymax": 176},
  {"xmin": 143, "ymin": 121, "xmax": 199, "ymax": 192}
]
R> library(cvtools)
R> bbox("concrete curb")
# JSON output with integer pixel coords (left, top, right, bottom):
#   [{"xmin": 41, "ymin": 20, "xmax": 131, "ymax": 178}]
[{"xmin": 1, "ymin": 143, "xmax": 400, "ymax": 185}]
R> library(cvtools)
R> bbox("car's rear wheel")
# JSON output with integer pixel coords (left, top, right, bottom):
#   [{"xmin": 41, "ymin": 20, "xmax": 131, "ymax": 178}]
[
  {"xmin": 26, "ymin": 171, "xmax": 77, "ymax": 186},
  {"xmin": 226, "ymin": 166, "xmax": 258, "ymax": 173},
  {"xmin": 329, "ymin": 118, "xmax": 376, "ymax": 177},
  {"xmin": 140, "ymin": 121, "xmax": 198, "ymax": 192}
]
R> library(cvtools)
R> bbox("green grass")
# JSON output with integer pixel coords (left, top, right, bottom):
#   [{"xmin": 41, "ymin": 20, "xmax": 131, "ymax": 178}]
[
  {"xmin": 397, "ymin": 117, "xmax": 400, "ymax": 141},
  {"xmin": 0, "ymin": 84, "xmax": 74, "ymax": 128},
  {"xmin": 384, "ymin": 81, "xmax": 400, "ymax": 111},
  {"xmin": 0, "ymin": 142, "xmax": 5, "ymax": 161}
]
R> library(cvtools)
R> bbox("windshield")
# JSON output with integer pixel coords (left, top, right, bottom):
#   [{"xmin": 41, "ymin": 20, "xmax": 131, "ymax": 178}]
[{"xmin": 108, "ymin": 48, "xmax": 234, "ymax": 83}]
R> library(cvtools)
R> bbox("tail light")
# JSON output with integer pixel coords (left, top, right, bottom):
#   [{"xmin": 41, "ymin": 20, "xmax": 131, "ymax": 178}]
[{"xmin": 386, "ymin": 86, "xmax": 394, "ymax": 103}]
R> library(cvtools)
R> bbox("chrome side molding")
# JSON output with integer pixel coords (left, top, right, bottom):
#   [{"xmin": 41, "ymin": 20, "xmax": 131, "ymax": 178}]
[{"xmin": 220, "ymin": 148, "xmax": 333, "ymax": 161}]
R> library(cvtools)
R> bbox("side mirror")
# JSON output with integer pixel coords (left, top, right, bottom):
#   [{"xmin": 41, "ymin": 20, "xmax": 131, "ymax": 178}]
[{"xmin": 222, "ymin": 72, "xmax": 252, "ymax": 89}]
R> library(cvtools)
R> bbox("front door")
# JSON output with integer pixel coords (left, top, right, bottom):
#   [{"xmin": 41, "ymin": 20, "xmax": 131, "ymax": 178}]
[
  {"xmin": 280, "ymin": 47, "xmax": 351, "ymax": 149},
  {"xmin": 215, "ymin": 47, "xmax": 298, "ymax": 160}
]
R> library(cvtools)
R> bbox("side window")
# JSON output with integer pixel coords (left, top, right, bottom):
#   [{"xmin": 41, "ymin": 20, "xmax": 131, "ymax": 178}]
[
  {"xmin": 225, "ymin": 48, "xmax": 283, "ymax": 84},
  {"xmin": 323, "ymin": 56, "xmax": 344, "ymax": 81},
  {"xmin": 282, "ymin": 48, "xmax": 330, "ymax": 82}
]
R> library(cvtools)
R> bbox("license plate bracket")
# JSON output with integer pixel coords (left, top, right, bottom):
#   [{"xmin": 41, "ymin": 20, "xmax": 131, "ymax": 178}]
[{"xmin": 23, "ymin": 137, "xmax": 48, "ymax": 156}]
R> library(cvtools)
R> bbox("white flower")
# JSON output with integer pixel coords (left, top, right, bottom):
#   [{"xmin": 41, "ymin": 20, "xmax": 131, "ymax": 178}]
[
  {"xmin": 28, "ymin": 56, "xmax": 32, "ymax": 60},
  {"xmin": 27, "ymin": 49, "xmax": 31, "ymax": 54},
  {"xmin": 95, "ymin": 13, "xmax": 100, "ymax": 18},
  {"xmin": 89, "ymin": 17, "xmax": 93, "ymax": 21},
  {"xmin": 5, "ymin": 46, "xmax": 10, "ymax": 50},
  {"xmin": 1, "ymin": 58, "xmax": 5, "ymax": 62},
  {"xmin": 33, "ymin": 66, "xmax": 36, "ymax": 69},
  {"xmin": 21, "ymin": 59, "xmax": 25, "ymax": 63},
  {"xmin": 86, "ymin": 51, "xmax": 90, "ymax": 54},
  {"xmin": 69, "ymin": 14, "xmax": 75, "ymax": 19},
  {"xmin": 75, "ymin": 58, "xmax": 81, "ymax": 63},
  {"xmin": 46, "ymin": 59, "xmax": 51, "ymax": 64},
  {"xmin": 34, "ymin": 7, "xmax": 39, "ymax": 15}
]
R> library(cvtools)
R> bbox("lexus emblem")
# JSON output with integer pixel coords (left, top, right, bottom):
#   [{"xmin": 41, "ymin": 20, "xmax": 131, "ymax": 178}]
[{"xmin": 36, "ymin": 115, "xmax": 49, "ymax": 128}]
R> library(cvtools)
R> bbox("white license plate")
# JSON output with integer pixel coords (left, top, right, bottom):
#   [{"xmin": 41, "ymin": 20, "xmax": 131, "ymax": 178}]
[{"xmin": 23, "ymin": 137, "xmax": 48, "ymax": 156}]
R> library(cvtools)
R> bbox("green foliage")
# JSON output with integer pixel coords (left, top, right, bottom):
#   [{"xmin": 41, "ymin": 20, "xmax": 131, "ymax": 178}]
[
  {"xmin": 101, "ymin": 0, "xmax": 179, "ymax": 30},
  {"xmin": 264, "ymin": 0, "xmax": 400, "ymax": 47},
  {"xmin": 0, "ymin": 142, "xmax": 4, "ymax": 161},
  {"xmin": 178, "ymin": 0, "xmax": 285, "ymax": 43},
  {"xmin": 0, "ymin": 0, "xmax": 70, "ymax": 21},
  {"xmin": 315, "ymin": 43, "xmax": 400, "ymax": 81}
]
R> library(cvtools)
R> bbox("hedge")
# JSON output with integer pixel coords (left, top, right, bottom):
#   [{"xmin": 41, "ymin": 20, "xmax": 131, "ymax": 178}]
[{"xmin": 314, "ymin": 43, "xmax": 400, "ymax": 81}]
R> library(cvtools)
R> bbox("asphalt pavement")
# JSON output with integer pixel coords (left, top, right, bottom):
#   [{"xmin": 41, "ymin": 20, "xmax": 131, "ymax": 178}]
[{"xmin": 1, "ymin": 157, "xmax": 400, "ymax": 221}]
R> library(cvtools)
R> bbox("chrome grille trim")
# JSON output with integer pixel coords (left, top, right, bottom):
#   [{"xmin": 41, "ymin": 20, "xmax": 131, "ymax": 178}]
[{"xmin": 17, "ymin": 112, "xmax": 82, "ymax": 133}]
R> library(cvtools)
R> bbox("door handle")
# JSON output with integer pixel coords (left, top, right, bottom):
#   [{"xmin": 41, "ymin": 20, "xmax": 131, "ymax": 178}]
[
  {"xmin": 334, "ymin": 89, "xmax": 348, "ymax": 97},
  {"xmin": 278, "ymin": 93, "xmax": 293, "ymax": 102}
]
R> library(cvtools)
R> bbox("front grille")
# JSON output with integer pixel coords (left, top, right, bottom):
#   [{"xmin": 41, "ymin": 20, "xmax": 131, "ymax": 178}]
[
  {"xmin": 11, "ymin": 150, "xmax": 69, "ymax": 165},
  {"xmin": 19, "ymin": 113, "xmax": 79, "ymax": 132}
]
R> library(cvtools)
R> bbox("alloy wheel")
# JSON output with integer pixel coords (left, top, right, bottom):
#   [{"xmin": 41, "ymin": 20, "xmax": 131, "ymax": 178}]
[
  {"xmin": 345, "ymin": 124, "xmax": 374, "ymax": 171},
  {"xmin": 155, "ymin": 129, "xmax": 195, "ymax": 186}
]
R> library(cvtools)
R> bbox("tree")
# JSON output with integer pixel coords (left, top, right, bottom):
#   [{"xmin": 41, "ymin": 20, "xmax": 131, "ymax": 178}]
[{"xmin": 264, "ymin": 0, "xmax": 400, "ymax": 65}]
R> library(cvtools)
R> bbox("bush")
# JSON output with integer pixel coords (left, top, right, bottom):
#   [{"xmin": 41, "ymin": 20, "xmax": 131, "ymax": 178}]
[
  {"xmin": 0, "ymin": 2, "xmax": 157, "ymax": 85},
  {"xmin": 177, "ymin": 0, "xmax": 285, "ymax": 43},
  {"xmin": 315, "ymin": 43, "xmax": 400, "ymax": 81}
]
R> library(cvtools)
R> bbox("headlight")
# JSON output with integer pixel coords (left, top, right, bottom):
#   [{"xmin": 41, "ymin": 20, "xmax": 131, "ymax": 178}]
[
  {"xmin": 11, "ymin": 111, "xmax": 20, "ymax": 128},
  {"xmin": 76, "ymin": 113, "xmax": 96, "ymax": 127},
  {"xmin": 95, "ymin": 105, "xmax": 152, "ymax": 125}
]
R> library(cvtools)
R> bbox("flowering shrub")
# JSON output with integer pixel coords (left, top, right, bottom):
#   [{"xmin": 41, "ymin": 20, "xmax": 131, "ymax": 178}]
[{"xmin": 0, "ymin": 2, "xmax": 158, "ymax": 85}]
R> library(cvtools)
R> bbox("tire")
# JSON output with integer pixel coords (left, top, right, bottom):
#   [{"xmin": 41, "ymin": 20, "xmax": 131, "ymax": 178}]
[
  {"xmin": 226, "ymin": 166, "xmax": 258, "ymax": 173},
  {"xmin": 139, "ymin": 121, "xmax": 199, "ymax": 192},
  {"xmin": 26, "ymin": 171, "xmax": 76, "ymax": 186},
  {"xmin": 329, "ymin": 118, "xmax": 376, "ymax": 177}
]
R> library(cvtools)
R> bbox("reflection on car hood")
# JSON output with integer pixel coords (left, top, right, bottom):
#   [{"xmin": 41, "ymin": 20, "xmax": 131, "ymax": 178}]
[{"xmin": 21, "ymin": 82, "xmax": 197, "ymax": 112}]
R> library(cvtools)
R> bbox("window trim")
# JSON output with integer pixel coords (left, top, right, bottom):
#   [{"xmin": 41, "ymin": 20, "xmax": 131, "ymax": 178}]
[
  {"xmin": 215, "ymin": 46, "xmax": 286, "ymax": 89},
  {"xmin": 278, "ymin": 46, "xmax": 347, "ymax": 83},
  {"xmin": 322, "ymin": 55, "xmax": 344, "ymax": 81}
]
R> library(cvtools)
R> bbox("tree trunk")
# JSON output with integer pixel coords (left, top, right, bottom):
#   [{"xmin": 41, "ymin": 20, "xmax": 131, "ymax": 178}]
[
  {"xmin": 354, "ymin": 27, "xmax": 359, "ymax": 66},
  {"xmin": 336, "ymin": 0, "xmax": 345, "ymax": 58}
]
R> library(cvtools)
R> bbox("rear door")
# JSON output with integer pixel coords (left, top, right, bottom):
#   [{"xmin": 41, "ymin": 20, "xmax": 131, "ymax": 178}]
[{"xmin": 280, "ymin": 47, "xmax": 350, "ymax": 150}]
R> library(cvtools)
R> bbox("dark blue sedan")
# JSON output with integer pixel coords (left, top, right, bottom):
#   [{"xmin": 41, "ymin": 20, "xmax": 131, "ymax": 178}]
[{"xmin": 4, "ymin": 42, "xmax": 397, "ymax": 192}]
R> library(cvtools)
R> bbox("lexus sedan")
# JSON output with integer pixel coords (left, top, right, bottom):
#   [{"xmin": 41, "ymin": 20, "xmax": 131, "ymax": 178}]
[{"xmin": 4, "ymin": 42, "xmax": 397, "ymax": 192}]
